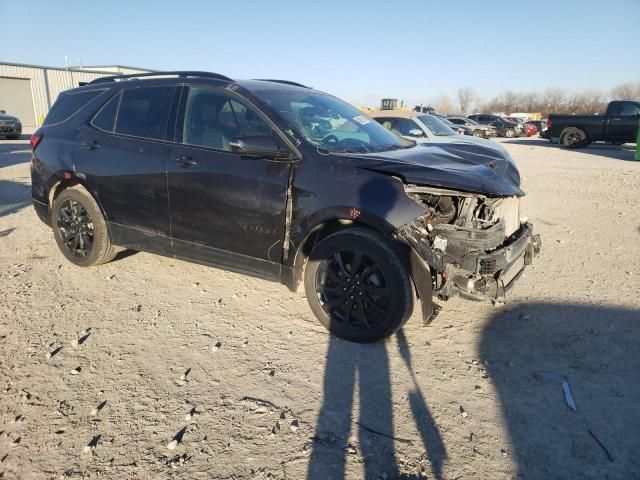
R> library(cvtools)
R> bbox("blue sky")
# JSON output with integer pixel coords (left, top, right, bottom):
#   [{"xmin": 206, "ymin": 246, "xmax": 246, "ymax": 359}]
[{"xmin": 1, "ymin": 0, "xmax": 639, "ymax": 106}]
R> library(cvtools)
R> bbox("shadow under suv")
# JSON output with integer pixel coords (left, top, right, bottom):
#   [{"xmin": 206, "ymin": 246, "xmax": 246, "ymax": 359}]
[{"xmin": 31, "ymin": 71, "xmax": 540, "ymax": 343}]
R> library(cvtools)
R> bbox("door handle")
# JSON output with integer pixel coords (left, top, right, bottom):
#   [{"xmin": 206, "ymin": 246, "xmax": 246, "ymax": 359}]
[
  {"xmin": 174, "ymin": 156, "xmax": 198, "ymax": 168},
  {"xmin": 82, "ymin": 140, "xmax": 101, "ymax": 150}
]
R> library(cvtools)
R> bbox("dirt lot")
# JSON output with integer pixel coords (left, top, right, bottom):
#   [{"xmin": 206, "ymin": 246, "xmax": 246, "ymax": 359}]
[{"xmin": 1, "ymin": 134, "xmax": 639, "ymax": 480}]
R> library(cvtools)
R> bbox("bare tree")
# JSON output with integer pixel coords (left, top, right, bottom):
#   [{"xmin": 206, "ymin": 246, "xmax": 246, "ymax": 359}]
[
  {"xmin": 457, "ymin": 87, "xmax": 475, "ymax": 116},
  {"xmin": 611, "ymin": 82, "xmax": 640, "ymax": 100},
  {"xmin": 576, "ymin": 89, "xmax": 607, "ymax": 114},
  {"xmin": 542, "ymin": 87, "xmax": 567, "ymax": 115},
  {"xmin": 521, "ymin": 92, "xmax": 541, "ymax": 112},
  {"xmin": 431, "ymin": 95, "xmax": 454, "ymax": 115}
]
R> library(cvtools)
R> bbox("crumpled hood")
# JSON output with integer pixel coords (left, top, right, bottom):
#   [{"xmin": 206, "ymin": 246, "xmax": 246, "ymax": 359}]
[
  {"xmin": 0, "ymin": 114, "xmax": 19, "ymax": 122},
  {"xmin": 342, "ymin": 143, "xmax": 523, "ymax": 197}
]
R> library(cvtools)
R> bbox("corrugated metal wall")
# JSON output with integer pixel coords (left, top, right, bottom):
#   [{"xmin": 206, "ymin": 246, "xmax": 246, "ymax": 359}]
[{"xmin": 0, "ymin": 63, "xmax": 150, "ymax": 126}]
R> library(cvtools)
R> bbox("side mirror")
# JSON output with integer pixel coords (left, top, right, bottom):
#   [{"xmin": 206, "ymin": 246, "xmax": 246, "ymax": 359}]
[
  {"xmin": 229, "ymin": 135, "xmax": 291, "ymax": 159},
  {"xmin": 408, "ymin": 128, "xmax": 424, "ymax": 137}
]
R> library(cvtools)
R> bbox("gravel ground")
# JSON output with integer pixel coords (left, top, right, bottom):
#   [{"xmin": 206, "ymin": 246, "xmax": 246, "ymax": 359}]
[{"xmin": 1, "ymin": 134, "xmax": 639, "ymax": 480}]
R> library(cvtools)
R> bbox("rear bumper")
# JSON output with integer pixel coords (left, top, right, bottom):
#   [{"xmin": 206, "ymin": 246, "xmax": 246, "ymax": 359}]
[
  {"xmin": 400, "ymin": 221, "xmax": 541, "ymax": 302},
  {"xmin": 0, "ymin": 126, "xmax": 22, "ymax": 136},
  {"xmin": 32, "ymin": 198, "xmax": 51, "ymax": 226}
]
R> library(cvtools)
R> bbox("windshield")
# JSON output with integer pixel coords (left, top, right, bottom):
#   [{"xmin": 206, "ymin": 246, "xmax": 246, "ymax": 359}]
[
  {"xmin": 462, "ymin": 117, "xmax": 479, "ymax": 126},
  {"xmin": 252, "ymin": 90, "xmax": 413, "ymax": 153},
  {"xmin": 418, "ymin": 115, "xmax": 457, "ymax": 136}
]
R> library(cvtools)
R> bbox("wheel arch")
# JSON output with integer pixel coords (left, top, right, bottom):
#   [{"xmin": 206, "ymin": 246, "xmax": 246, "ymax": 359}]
[
  {"xmin": 560, "ymin": 126, "xmax": 588, "ymax": 143},
  {"xmin": 48, "ymin": 174, "xmax": 109, "ymax": 225}
]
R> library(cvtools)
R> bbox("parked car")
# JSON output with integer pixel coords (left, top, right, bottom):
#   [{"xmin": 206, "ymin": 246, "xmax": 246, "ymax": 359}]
[
  {"xmin": 447, "ymin": 116, "xmax": 497, "ymax": 138},
  {"xmin": 547, "ymin": 100, "xmax": 640, "ymax": 148},
  {"xmin": 370, "ymin": 111, "xmax": 506, "ymax": 153},
  {"xmin": 522, "ymin": 123, "xmax": 537, "ymax": 137},
  {"xmin": 525, "ymin": 120, "xmax": 547, "ymax": 134},
  {"xmin": 468, "ymin": 114, "xmax": 521, "ymax": 138},
  {"xmin": 438, "ymin": 117, "xmax": 474, "ymax": 136},
  {"xmin": 31, "ymin": 71, "xmax": 540, "ymax": 343},
  {"xmin": 0, "ymin": 111, "xmax": 22, "ymax": 139}
]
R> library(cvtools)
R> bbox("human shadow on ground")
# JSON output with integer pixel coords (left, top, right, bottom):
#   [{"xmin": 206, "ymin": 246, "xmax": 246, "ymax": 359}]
[
  {"xmin": 0, "ymin": 179, "xmax": 31, "ymax": 217},
  {"xmin": 479, "ymin": 302, "xmax": 640, "ymax": 479},
  {"xmin": 0, "ymin": 141, "xmax": 32, "ymax": 169},
  {"xmin": 307, "ymin": 333, "xmax": 447, "ymax": 479},
  {"xmin": 502, "ymin": 137, "xmax": 637, "ymax": 161}
]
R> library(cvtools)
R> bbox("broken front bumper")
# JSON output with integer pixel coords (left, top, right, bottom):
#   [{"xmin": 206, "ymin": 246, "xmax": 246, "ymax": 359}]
[{"xmin": 400, "ymin": 221, "xmax": 541, "ymax": 302}]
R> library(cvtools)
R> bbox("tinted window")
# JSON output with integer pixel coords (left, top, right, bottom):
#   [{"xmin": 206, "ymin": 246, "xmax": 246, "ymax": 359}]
[
  {"xmin": 620, "ymin": 102, "xmax": 640, "ymax": 116},
  {"xmin": 448, "ymin": 118, "xmax": 464, "ymax": 125},
  {"xmin": 182, "ymin": 87, "xmax": 274, "ymax": 151},
  {"xmin": 91, "ymin": 93, "xmax": 120, "ymax": 132},
  {"xmin": 254, "ymin": 90, "xmax": 412, "ymax": 153},
  {"xmin": 44, "ymin": 90, "xmax": 103, "ymax": 126},
  {"xmin": 115, "ymin": 86, "xmax": 174, "ymax": 140}
]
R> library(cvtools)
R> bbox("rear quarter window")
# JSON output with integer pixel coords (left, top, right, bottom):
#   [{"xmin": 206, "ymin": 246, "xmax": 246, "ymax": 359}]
[{"xmin": 44, "ymin": 90, "xmax": 104, "ymax": 126}]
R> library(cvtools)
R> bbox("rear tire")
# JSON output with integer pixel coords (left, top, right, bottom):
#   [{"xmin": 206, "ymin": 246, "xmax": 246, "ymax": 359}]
[
  {"xmin": 51, "ymin": 185, "xmax": 117, "ymax": 267},
  {"xmin": 561, "ymin": 128, "xmax": 587, "ymax": 148},
  {"xmin": 304, "ymin": 228, "xmax": 413, "ymax": 343}
]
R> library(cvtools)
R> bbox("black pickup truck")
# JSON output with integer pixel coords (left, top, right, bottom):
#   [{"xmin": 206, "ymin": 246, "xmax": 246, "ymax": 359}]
[{"xmin": 547, "ymin": 100, "xmax": 639, "ymax": 148}]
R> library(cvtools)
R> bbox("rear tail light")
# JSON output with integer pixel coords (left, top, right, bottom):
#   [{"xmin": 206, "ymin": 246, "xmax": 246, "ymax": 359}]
[{"xmin": 30, "ymin": 133, "xmax": 43, "ymax": 151}]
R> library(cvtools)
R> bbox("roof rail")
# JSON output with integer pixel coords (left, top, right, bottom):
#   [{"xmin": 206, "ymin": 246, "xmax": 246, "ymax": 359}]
[
  {"xmin": 88, "ymin": 71, "xmax": 233, "ymax": 85},
  {"xmin": 254, "ymin": 79, "xmax": 310, "ymax": 89}
]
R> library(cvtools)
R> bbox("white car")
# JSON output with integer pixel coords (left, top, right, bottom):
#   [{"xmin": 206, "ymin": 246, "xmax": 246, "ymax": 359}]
[{"xmin": 370, "ymin": 110, "xmax": 510, "ymax": 156}]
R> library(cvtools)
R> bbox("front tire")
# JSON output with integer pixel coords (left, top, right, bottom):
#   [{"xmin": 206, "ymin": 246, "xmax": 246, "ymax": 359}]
[
  {"xmin": 505, "ymin": 128, "xmax": 515, "ymax": 138},
  {"xmin": 51, "ymin": 185, "xmax": 117, "ymax": 267},
  {"xmin": 473, "ymin": 130, "xmax": 484, "ymax": 137},
  {"xmin": 304, "ymin": 228, "xmax": 413, "ymax": 343}
]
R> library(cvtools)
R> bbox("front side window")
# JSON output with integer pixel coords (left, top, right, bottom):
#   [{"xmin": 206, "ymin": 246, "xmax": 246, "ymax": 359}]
[
  {"xmin": 391, "ymin": 118, "xmax": 421, "ymax": 136},
  {"xmin": 619, "ymin": 102, "xmax": 640, "ymax": 116},
  {"xmin": 115, "ymin": 86, "xmax": 174, "ymax": 140},
  {"xmin": 182, "ymin": 87, "xmax": 274, "ymax": 151},
  {"xmin": 253, "ymin": 90, "xmax": 413, "ymax": 153}
]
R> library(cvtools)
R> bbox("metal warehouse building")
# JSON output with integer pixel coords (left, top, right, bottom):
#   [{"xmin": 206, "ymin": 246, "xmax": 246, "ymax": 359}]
[{"xmin": 0, "ymin": 62, "xmax": 152, "ymax": 127}]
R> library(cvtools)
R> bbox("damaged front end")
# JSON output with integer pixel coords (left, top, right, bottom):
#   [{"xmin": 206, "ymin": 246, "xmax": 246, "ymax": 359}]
[{"xmin": 397, "ymin": 184, "xmax": 541, "ymax": 304}]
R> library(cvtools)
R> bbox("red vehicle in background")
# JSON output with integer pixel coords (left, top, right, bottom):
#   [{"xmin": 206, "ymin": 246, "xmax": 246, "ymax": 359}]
[
  {"xmin": 505, "ymin": 116, "xmax": 538, "ymax": 137},
  {"xmin": 523, "ymin": 123, "xmax": 537, "ymax": 136}
]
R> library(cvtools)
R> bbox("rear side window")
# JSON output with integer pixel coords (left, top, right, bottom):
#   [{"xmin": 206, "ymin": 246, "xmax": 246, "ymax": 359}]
[
  {"xmin": 115, "ymin": 86, "xmax": 174, "ymax": 140},
  {"xmin": 44, "ymin": 90, "xmax": 103, "ymax": 126},
  {"xmin": 92, "ymin": 93, "xmax": 120, "ymax": 132}
]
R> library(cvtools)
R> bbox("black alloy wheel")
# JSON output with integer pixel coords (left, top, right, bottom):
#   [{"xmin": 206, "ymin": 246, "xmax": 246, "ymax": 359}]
[
  {"xmin": 57, "ymin": 199, "xmax": 94, "ymax": 258},
  {"xmin": 51, "ymin": 185, "xmax": 119, "ymax": 267},
  {"xmin": 304, "ymin": 228, "xmax": 413, "ymax": 343},
  {"xmin": 315, "ymin": 250, "xmax": 390, "ymax": 331}
]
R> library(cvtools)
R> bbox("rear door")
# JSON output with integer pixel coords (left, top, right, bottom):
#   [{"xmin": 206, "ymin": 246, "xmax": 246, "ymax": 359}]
[
  {"xmin": 167, "ymin": 85, "xmax": 293, "ymax": 278},
  {"xmin": 74, "ymin": 85, "xmax": 178, "ymax": 251}
]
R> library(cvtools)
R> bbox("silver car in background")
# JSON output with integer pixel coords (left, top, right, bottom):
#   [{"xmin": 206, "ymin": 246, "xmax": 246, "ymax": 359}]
[
  {"xmin": 0, "ymin": 110, "xmax": 22, "ymax": 139},
  {"xmin": 447, "ymin": 116, "xmax": 497, "ymax": 138}
]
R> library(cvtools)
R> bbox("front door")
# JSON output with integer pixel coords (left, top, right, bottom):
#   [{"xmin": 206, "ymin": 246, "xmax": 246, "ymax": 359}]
[
  {"xmin": 167, "ymin": 85, "xmax": 292, "ymax": 278},
  {"xmin": 74, "ymin": 85, "xmax": 178, "ymax": 251},
  {"xmin": 606, "ymin": 102, "xmax": 640, "ymax": 142}
]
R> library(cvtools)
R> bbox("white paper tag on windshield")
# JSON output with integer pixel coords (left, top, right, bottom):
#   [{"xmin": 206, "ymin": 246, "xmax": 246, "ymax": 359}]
[{"xmin": 353, "ymin": 115, "xmax": 371, "ymax": 125}]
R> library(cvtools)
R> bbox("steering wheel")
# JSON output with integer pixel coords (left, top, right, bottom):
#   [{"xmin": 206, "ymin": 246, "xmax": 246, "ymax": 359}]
[{"xmin": 321, "ymin": 134, "xmax": 340, "ymax": 146}]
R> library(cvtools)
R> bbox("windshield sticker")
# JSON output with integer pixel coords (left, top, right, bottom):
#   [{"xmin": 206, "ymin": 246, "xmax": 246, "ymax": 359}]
[
  {"xmin": 352, "ymin": 115, "xmax": 371, "ymax": 125},
  {"xmin": 285, "ymin": 128, "xmax": 302, "ymax": 146}
]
